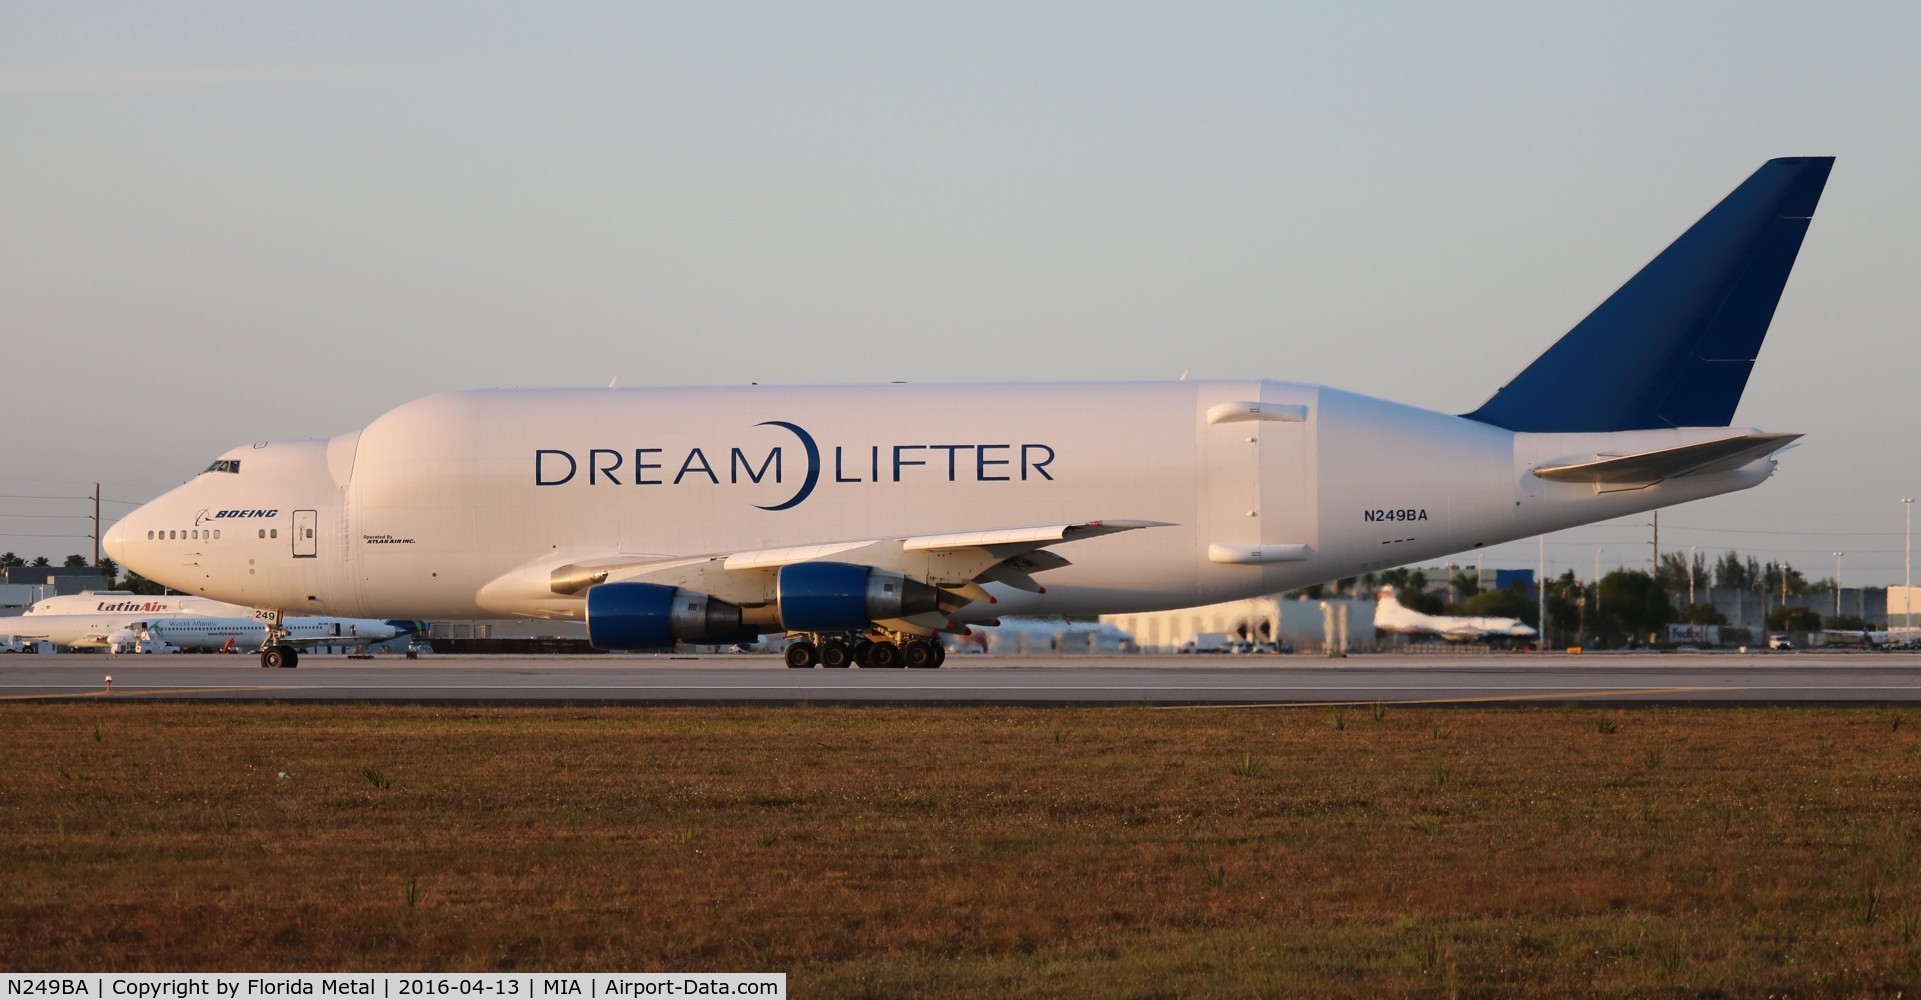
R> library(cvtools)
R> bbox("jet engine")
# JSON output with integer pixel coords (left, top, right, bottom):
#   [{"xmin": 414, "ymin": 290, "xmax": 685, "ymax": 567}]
[
  {"xmin": 105, "ymin": 626, "xmax": 143, "ymax": 654},
  {"xmin": 775, "ymin": 562, "xmax": 942, "ymax": 632},
  {"xmin": 585, "ymin": 583, "xmax": 744, "ymax": 650}
]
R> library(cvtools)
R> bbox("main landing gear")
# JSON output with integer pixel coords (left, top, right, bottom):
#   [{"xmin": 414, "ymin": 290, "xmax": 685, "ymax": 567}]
[
  {"xmin": 259, "ymin": 645, "xmax": 299, "ymax": 669},
  {"xmin": 784, "ymin": 633, "xmax": 947, "ymax": 669}
]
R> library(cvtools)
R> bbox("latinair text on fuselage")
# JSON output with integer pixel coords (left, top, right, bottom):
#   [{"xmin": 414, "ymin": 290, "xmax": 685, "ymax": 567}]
[{"xmin": 95, "ymin": 600, "xmax": 180, "ymax": 613}]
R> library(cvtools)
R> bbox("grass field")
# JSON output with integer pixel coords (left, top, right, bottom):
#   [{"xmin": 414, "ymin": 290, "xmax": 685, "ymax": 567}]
[{"xmin": 6, "ymin": 703, "xmax": 1921, "ymax": 996}]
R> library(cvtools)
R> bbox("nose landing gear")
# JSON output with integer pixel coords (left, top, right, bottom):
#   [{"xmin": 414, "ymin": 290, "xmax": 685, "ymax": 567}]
[{"xmin": 253, "ymin": 607, "xmax": 299, "ymax": 668}]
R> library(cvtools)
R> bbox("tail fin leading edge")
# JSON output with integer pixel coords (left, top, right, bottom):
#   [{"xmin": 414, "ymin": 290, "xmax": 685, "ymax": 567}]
[{"xmin": 1464, "ymin": 157, "xmax": 1833, "ymax": 433}]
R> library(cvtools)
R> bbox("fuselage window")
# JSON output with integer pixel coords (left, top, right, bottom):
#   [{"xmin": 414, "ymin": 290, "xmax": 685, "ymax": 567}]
[
  {"xmin": 271, "ymin": 528, "xmax": 278, "ymax": 539},
  {"xmin": 213, "ymin": 530, "xmax": 220, "ymax": 540},
  {"xmin": 258, "ymin": 529, "xmax": 265, "ymax": 539},
  {"xmin": 168, "ymin": 530, "xmax": 176, "ymax": 540},
  {"xmin": 147, "ymin": 531, "xmax": 155, "ymax": 540}
]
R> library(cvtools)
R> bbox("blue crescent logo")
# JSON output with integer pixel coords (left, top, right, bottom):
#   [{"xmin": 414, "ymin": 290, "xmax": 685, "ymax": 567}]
[{"xmin": 755, "ymin": 420, "xmax": 820, "ymax": 511}]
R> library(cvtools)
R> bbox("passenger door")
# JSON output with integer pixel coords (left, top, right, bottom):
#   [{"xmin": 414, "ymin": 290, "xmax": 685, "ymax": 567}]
[{"xmin": 293, "ymin": 509, "xmax": 318, "ymax": 558}]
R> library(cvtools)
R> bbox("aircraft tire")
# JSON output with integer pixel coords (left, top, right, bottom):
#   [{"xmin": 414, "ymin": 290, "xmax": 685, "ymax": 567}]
[
  {"xmin": 903, "ymin": 641, "xmax": 936, "ymax": 669},
  {"xmin": 930, "ymin": 643, "xmax": 946, "ymax": 668},
  {"xmin": 868, "ymin": 641, "xmax": 901, "ymax": 669},
  {"xmin": 820, "ymin": 641, "xmax": 852, "ymax": 668},
  {"xmin": 283, "ymin": 647, "xmax": 299, "ymax": 669},
  {"xmin": 784, "ymin": 641, "xmax": 819, "ymax": 669},
  {"xmin": 261, "ymin": 647, "xmax": 287, "ymax": 670},
  {"xmin": 851, "ymin": 641, "xmax": 874, "ymax": 668}
]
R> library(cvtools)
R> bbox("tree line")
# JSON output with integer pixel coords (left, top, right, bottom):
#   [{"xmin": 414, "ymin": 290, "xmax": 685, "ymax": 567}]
[
  {"xmin": 1, "ymin": 552, "xmax": 168, "ymax": 595},
  {"xmin": 1289, "ymin": 550, "xmax": 1860, "ymax": 648}
]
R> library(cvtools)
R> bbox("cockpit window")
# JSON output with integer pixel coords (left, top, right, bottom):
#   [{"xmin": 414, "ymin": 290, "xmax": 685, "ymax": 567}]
[{"xmin": 202, "ymin": 459, "xmax": 242, "ymax": 475}]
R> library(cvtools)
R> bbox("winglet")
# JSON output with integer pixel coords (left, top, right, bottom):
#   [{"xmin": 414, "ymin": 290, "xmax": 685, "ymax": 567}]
[{"xmin": 1465, "ymin": 157, "xmax": 1833, "ymax": 432}]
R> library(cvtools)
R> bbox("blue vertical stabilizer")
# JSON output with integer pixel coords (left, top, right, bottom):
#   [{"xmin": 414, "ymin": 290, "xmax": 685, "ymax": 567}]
[{"xmin": 1464, "ymin": 157, "xmax": 1832, "ymax": 432}]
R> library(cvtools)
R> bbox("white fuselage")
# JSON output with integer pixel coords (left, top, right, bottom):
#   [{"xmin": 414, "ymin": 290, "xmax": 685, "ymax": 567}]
[
  {"xmin": 145, "ymin": 616, "xmax": 402, "ymax": 651},
  {"xmin": 1372, "ymin": 589, "xmax": 1536, "ymax": 641},
  {"xmin": 102, "ymin": 381, "xmax": 1783, "ymax": 623},
  {"xmin": 2, "ymin": 593, "xmax": 252, "ymax": 648}
]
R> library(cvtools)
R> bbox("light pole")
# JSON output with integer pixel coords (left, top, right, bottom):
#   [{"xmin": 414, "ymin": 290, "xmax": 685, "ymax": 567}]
[
  {"xmin": 1904, "ymin": 498, "xmax": 1914, "ymax": 635},
  {"xmin": 1688, "ymin": 544, "xmax": 1697, "ymax": 606},
  {"xmin": 1834, "ymin": 551, "xmax": 1845, "ymax": 618}
]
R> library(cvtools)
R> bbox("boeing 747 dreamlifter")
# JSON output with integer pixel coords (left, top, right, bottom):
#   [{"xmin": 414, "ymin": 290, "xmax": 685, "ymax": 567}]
[{"xmin": 104, "ymin": 158, "xmax": 1832, "ymax": 669}]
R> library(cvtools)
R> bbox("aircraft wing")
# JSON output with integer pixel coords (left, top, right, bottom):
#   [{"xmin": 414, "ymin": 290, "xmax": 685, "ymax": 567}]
[
  {"xmin": 720, "ymin": 520, "xmax": 1166, "ymax": 595},
  {"xmin": 0, "ymin": 625, "xmax": 56, "ymax": 641},
  {"xmin": 0, "ymin": 620, "xmax": 125, "ymax": 645},
  {"xmin": 1532, "ymin": 433, "xmax": 1801, "ymax": 486},
  {"xmin": 280, "ymin": 633, "xmax": 384, "ymax": 649},
  {"xmin": 480, "ymin": 519, "xmax": 1174, "ymax": 625}
]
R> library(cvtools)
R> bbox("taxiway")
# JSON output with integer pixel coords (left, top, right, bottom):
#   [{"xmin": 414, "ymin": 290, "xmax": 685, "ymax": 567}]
[{"xmin": 6, "ymin": 652, "xmax": 1921, "ymax": 706}]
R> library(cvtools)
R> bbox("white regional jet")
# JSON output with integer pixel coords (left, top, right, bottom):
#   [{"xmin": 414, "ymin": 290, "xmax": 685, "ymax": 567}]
[
  {"xmin": 1372, "ymin": 588, "xmax": 1536, "ymax": 644},
  {"xmin": 104, "ymin": 158, "xmax": 1832, "ymax": 671}
]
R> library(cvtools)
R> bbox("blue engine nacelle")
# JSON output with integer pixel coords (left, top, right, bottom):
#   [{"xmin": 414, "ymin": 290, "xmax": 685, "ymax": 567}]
[
  {"xmin": 585, "ymin": 583, "xmax": 745, "ymax": 650},
  {"xmin": 776, "ymin": 562, "xmax": 943, "ymax": 633}
]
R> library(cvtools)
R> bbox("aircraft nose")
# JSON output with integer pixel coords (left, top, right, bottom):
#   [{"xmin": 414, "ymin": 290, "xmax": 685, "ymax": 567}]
[
  {"xmin": 102, "ymin": 517, "xmax": 131, "ymax": 564},
  {"xmin": 103, "ymin": 501, "xmax": 161, "ymax": 577}
]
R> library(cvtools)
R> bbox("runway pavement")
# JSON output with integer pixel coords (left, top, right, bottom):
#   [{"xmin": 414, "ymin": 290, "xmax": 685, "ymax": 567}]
[{"xmin": 7, "ymin": 651, "xmax": 1921, "ymax": 706}]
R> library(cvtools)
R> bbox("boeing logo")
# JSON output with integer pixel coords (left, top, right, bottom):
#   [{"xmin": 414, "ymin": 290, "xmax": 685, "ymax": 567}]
[
  {"xmin": 534, "ymin": 420, "xmax": 1057, "ymax": 511},
  {"xmin": 197, "ymin": 508, "xmax": 280, "ymax": 524}
]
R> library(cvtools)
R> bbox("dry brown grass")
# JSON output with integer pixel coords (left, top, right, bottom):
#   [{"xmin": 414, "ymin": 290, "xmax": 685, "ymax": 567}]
[{"xmin": 5, "ymin": 703, "xmax": 1921, "ymax": 995}]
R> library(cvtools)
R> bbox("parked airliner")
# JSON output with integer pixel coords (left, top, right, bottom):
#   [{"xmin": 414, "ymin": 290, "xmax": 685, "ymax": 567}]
[
  {"xmin": 0, "ymin": 592, "xmax": 251, "ymax": 651},
  {"xmin": 1372, "ymin": 588, "xmax": 1536, "ymax": 643},
  {"xmin": 140, "ymin": 616, "xmax": 412, "ymax": 655},
  {"xmin": 0, "ymin": 591, "xmax": 412, "ymax": 660},
  {"xmin": 104, "ymin": 158, "xmax": 1833, "ymax": 670}
]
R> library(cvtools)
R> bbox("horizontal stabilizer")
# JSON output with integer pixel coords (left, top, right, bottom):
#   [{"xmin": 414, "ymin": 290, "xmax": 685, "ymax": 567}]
[{"xmin": 1532, "ymin": 433, "xmax": 1800, "ymax": 485}]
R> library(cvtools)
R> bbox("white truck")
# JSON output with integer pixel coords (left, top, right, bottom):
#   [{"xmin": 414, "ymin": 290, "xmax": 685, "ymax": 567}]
[{"xmin": 1181, "ymin": 632, "xmax": 1231, "ymax": 654}]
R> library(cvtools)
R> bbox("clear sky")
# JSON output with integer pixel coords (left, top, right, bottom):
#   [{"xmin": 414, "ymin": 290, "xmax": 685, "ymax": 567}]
[{"xmin": 3, "ymin": 2, "xmax": 1916, "ymax": 585}]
